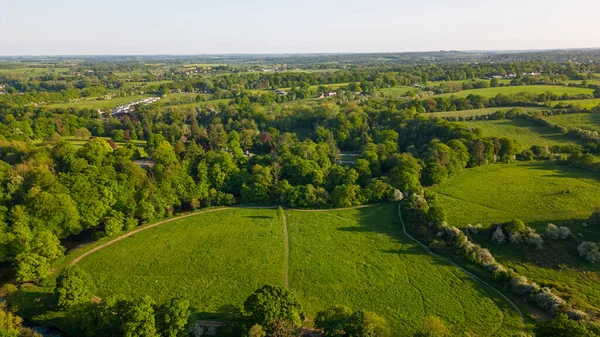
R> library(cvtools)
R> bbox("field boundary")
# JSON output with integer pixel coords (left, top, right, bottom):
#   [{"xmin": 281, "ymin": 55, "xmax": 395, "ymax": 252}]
[{"xmin": 396, "ymin": 204, "xmax": 525, "ymax": 332}]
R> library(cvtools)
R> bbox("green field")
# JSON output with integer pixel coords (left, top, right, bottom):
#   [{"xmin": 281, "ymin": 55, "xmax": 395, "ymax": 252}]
[
  {"xmin": 435, "ymin": 85, "xmax": 594, "ymax": 99},
  {"xmin": 543, "ymin": 113, "xmax": 600, "ymax": 132},
  {"xmin": 45, "ymin": 95, "xmax": 152, "ymax": 110},
  {"xmin": 432, "ymin": 162, "xmax": 600, "ymax": 229},
  {"xmin": 49, "ymin": 205, "xmax": 523, "ymax": 336},
  {"xmin": 77, "ymin": 208, "xmax": 286, "ymax": 313},
  {"xmin": 378, "ymin": 86, "xmax": 418, "ymax": 96},
  {"xmin": 430, "ymin": 107, "xmax": 546, "ymax": 118},
  {"xmin": 32, "ymin": 137, "xmax": 148, "ymax": 157},
  {"xmin": 461, "ymin": 118, "xmax": 582, "ymax": 148},
  {"xmin": 552, "ymin": 98, "xmax": 600, "ymax": 109},
  {"xmin": 0, "ymin": 67, "xmax": 70, "ymax": 76},
  {"xmin": 287, "ymin": 205, "xmax": 521, "ymax": 336}
]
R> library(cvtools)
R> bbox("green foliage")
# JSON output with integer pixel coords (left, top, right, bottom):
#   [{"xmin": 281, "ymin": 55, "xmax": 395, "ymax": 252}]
[
  {"xmin": 155, "ymin": 298, "xmax": 190, "ymax": 337},
  {"xmin": 55, "ymin": 266, "xmax": 94, "ymax": 309},
  {"xmin": 534, "ymin": 314, "xmax": 591, "ymax": 337},
  {"xmin": 420, "ymin": 315, "xmax": 450, "ymax": 337},
  {"xmin": 243, "ymin": 285, "xmax": 304, "ymax": 328},
  {"xmin": 314, "ymin": 306, "xmax": 354, "ymax": 337},
  {"xmin": 121, "ymin": 296, "xmax": 159, "ymax": 337},
  {"xmin": 15, "ymin": 253, "xmax": 49, "ymax": 283}
]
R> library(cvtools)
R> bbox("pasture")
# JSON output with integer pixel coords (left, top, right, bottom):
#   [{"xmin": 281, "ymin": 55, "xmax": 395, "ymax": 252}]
[
  {"xmin": 434, "ymin": 85, "xmax": 594, "ymax": 99},
  {"xmin": 287, "ymin": 205, "xmax": 521, "ymax": 336},
  {"xmin": 0, "ymin": 67, "xmax": 70, "ymax": 77},
  {"xmin": 430, "ymin": 107, "xmax": 545, "ymax": 118},
  {"xmin": 542, "ymin": 113, "xmax": 600, "ymax": 133},
  {"xmin": 378, "ymin": 86, "xmax": 418, "ymax": 97},
  {"xmin": 552, "ymin": 98, "xmax": 600, "ymax": 109},
  {"xmin": 461, "ymin": 118, "xmax": 582, "ymax": 148},
  {"xmin": 432, "ymin": 162, "xmax": 600, "ymax": 229},
  {"xmin": 76, "ymin": 208, "xmax": 286, "ymax": 314},
  {"xmin": 39, "ymin": 205, "xmax": 524, "ymax": 336}
]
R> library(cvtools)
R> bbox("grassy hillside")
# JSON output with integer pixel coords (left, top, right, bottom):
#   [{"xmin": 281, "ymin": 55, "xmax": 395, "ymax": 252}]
[
  {"xmin": 77, "ymin": 208, "xmax": 286, "ymax": 314},
  {"xmin": 461, "ymin": 118, "xmax": 582, "ymax": 148},
  {"xmin": 435, "ymin": 85, "xmax": 594, "ymax": 98},
  {"xmin": 378, "ymin": 86, "xmax": 418, "ymax": 96},
  {"xmin": 287, "ymin": 205, "xmax": 521, "ymax": 336},
  {"xmin": 543, "ymin": 113, "xmax": 600, "ymax": 132},
  {"xmin": 430, "ymin": 107, "xmax": 545, "ymax": 118},
  {"xmin": 552, "ymin": 98, "xmax": 600, "ymax": 109},
  {"xmin": 432, "ymin": 162, "xmax": 600, "ymax": 229}
]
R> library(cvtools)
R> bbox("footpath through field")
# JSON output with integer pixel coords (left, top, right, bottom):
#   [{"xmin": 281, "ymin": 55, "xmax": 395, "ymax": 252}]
[{"xmin": 396, "ymin": 204, "xmax": 525, "ymax": 331}]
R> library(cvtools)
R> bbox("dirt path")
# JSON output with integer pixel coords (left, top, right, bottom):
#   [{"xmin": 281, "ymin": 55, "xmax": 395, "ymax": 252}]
[
  {"xmin": 70, "ymin": 207, "xmax": 231, "ymax": 266},
  {"xmin": 396, "ymin": 204, "xmax": 524, "ymax": 332},
  {"xmin": 281, "ymin": 209, "xmax": 290, "ymax": 289}
]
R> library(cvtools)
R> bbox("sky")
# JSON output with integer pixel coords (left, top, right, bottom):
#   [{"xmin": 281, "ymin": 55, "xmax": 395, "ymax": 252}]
[{"xmin": 1, "ymin": 0, "xmax": 599, "ymax": 55}]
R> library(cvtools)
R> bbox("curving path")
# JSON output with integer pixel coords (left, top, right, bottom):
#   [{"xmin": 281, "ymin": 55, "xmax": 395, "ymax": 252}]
[
  {"xmin": 396, "ymin": 204, "xmax": 524, "ymax": 331},
  {"xmin": 70, "ymin": 207, "xmax": 232, "ymax": 266}
]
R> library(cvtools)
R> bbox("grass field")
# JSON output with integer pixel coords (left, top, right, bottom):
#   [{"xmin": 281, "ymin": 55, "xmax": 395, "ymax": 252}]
[
  {"xmin": 378, "ymin": 86, "xmax": 418, "ymax": 96},
  {"xmin": 0, "ymin": 67, "xmax": 70, "ymax": 76},
  {"xmin": 17, "ymin": 205, "xmax": 524, "ymax": 336},
  {"xmin": 45, "ymin": 94, "xmax": 152, "ymax": 110},
  {"xmin": 429, "ymin": 107, "xmax": 546, "ymax": 118},
  {"xmin": 542, "ymin": 113, "xmax": 600, "ymax": 133},
  {"xmin": 287, "ymin": 205, "xmax": 521, "ymax": 336},
  {"xmin": 551, "ymin": 98, "xmax": 600, "ymax": 109},
  {"xmin": 461, "ymin": 118, "xmax": 582, "ymax": 148},
  {"xmin": 32, "ymin": 137, "xmax": 147, "ymax": 157},
  {"xmin": 435, "ymin": 85, "xmax": 594, "ymax": 99},
  {"xmin": 432, "ymin": 162, "xmax": 600, "ymax": 229},
  {"xmin": 77, "ymin": 208, "xmax": 286, "ymax": 314}
]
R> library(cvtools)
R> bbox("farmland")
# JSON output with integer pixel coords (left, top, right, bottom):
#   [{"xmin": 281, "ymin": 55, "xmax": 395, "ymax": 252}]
[
  {"xmin": 461, "ymin": 118, "xmax": 582, "ymax": 148},
  {"xmin": 40, "ymin": 205, "xmax": 523, "ymax": 336},
  {"xmin": 552, "ymin": 98, "xmax": 600, "ymax": 109},
  {"xmin": 432, "ymin": 162, "xmax": 600, "ymax": 228},
  {"xmin": 435, "ymin": 85, "xmax": 594, "ymax": 98},
  {"xmin": 378, "ymin": 86, "xmax": 418, "ymax": 96},
  {"xmin": 542, "ymin": 112, "xmax": 600, "ymax": 132},
  {"xmin": 76, "ymin": 208, "xmax": 286, "ymax": 314},
  {"xmin": 430, "ymin": 107, "xmax": 545, "ymax": 118}
]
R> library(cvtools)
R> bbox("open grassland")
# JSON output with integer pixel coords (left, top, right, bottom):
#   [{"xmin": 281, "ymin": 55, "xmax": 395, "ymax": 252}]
[
  {"xmin": 32, "ymin": 137, "xmax": 148, "ymax": 157},
  {"xmin": 551, "ymin": 98, "xmax": 600, "ymax": 109},
  {"xmin": 77, "ymin": 208, "xmax": 286, "ymax": 314},
  {"xmin": 122, "ymin": 80, "xmax": 173, "ymax": 89},
  {"xmin": 435, "ymin": 85, "xmax": 594, "ymax": 98},
  {"xmin": 287, "ymin": 205, "xmax": 522, "ymax": 336},
  {"xmin": 0, "ymin": 67, "xmax": 70, "ymax": 76},
  {"xmin": 378, "ymin": 86, "xmax": 418, "ymax": 96},
  {"xmin": 45, "ymin": 94, "xmax": 152, "ymax": 110},
  {"xmin": 461, "ymin": 118, "xmax": 582, "ymax": 148},
  {"xmin": 432, "ymin": 162, "xmax": 600, "ymax": 229},
  {"xmin": 543, "ymin": 113, "xmax": 600, "ymax": 132},
  {"xmin": 429, "ymin": 107, "xmax": 545, "ymax": 118},
  {"xmin": 277, "ymin": 82, "xmax": 352, "ymax": 91}
]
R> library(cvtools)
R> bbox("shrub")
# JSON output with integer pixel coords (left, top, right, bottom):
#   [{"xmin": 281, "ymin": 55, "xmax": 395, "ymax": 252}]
[
  {"xmin": 491, "ymin": 226, "xmax": 506, "ymax": 244},
  {"xmin": 523, "ymin": 228, "xmax": 543, "ymax": 248},
  {"xmin": 557, "ymin": 226, "xmax": 571, "ymax": 240},
  {"xmin": 533, "ymin": 287, "xmax": 566, "ymax": 312},
  {"xmin": 508, "ymin": 232, "xmax": 523, "ymax": 245},
  {"xmin": 505, "ymin": 219, "xmax": 526, "ymax": 234},
  {"xmin": 578, "ymin": 242, "xmax": 600, "ymax": 263},
  {"xmin": 567, "ymin": 309, "xmax": 588, "ymax": 321},
  {"xmin": 545, "ymin": 223, "xmax": 560, "ymax": 240}
]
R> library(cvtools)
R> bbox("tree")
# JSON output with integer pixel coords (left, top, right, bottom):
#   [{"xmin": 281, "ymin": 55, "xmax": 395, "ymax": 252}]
[
  {"xmin": 421, "ymin": 315, "xmax": 450, "ymax": 337},
  {"xmin": 75, "ymin": 128, "xmax": 92, "ymax": 140},
  {"xmin": 248, "ymin": 324, "xmax": 267, "ymax": 337},
  {"xmin": 104, "ymin": 211, "xmax": 125, "ymax": 237},
  {"xmin": 504, "ymin": 219, "xmax": 525, "ymax": 234},
  {"xmin": 593, "ymin": 88, "xmax": 600, "ymax": 98},
  {"xmin": 15, "ymin": 252, "xmax": 50, "ymax": 283},
  {"xmin": 578, "ymin": 242, "xmax": 600, "ymax": 263},
  {"xmin": 155, "ymin": 298, "xmax": 190, "ymax": 337},
  {"xmin": 243, "ymin": 285, "xmax": 304, "ymax": 329},
  {"xmin": 315, "ymin": 306, "xmax": 353, "ymax": 337},
  {"xmin": 534, "ymin": 314, "xmax": 591, "ymax": 337},
  {"xmin": 121, "ymin": 296, "xmax": 159, "ymax": 337},
  {"xmin": 345, "ymin": 310, "xmax": 390, "ymax": 337},
  {"xmin": 55, "ymin": 266, "xmax": 94, "ymax": 309}
]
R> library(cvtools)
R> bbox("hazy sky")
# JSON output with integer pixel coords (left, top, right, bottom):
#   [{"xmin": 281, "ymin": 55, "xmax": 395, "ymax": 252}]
[{"xmin": 1, "ymin": 0, "xmax": 599, "ymax": 55}]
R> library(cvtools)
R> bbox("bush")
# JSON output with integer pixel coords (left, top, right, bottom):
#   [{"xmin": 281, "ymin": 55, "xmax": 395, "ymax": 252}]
[
  {"xmin": 491, "ymin": 226, "xmax": 506, "ymax": 244},
  {"xmin": 557, "ymin": 226, "xmax": 571, "ymax": 240},
  {"xmin": 505, "ymin": 219, "xmax": 525, "ymax": 234},
  {"xmin": 545, "ymin": 223, "xmax": 560, "ymax": 240},
  {"xmin": 578, "ymin": 241, "xmax": 600, "ymax": 263},
  {"xmin": 533, "ymin": 287, "xmax": 566, "ymax": 312}
]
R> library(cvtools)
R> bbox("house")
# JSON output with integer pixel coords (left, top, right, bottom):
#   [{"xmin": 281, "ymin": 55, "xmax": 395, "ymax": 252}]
[{"xmin": 274, "ymin": 89, "xmax": 287, "ymax": 95}]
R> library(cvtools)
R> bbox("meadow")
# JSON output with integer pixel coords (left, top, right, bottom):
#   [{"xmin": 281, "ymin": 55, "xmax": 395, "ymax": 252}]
[
  {"xmin": 461, "ymin": 118, "xmax": 582, "ymax": 148},
  {"xmin": 542, "ymin": 112, "xmax": 600, "ymax": 133},
  {"xmin": 0, "ymin": 67, "xmax": 70, "ymax": 76},
  {"xmin": 20, "ymin": 205, "xmax": 524, "ymax": 336},
  {"xmin": 287, "ymin": 205, "xmax": 521, "ymax": 336},
  {"xmin": 44, "ymin": 94, "xmax": 152, "ymax": 110},
  {"xmin": 552, "ymin": 98, "xmax": 600, "ymax": 109},
  {"xmin": 32, "ymin": 137, "xmax": 148, "ymax": 157},
  {"xmin": 378, "ymin": 86, "xmax": 418, "ymax": 97},
  {"xmin": 432, "ymin": 162, "xmax": 600, "ymax": 229},
  {"xmin": 76, "ymin": 208, "xmax": 286, "ymax": 315},
  {"xmin": 430, "ymin": 107, "xmax": 545, "ymax": 118},
  {"xmin": 434, "ymin": 85, "xmax": 594, "ymax": 98}
]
